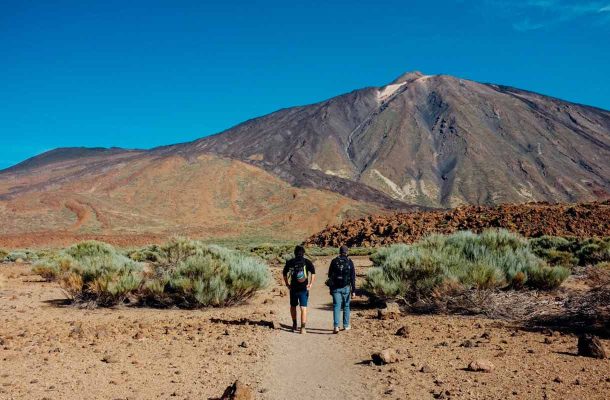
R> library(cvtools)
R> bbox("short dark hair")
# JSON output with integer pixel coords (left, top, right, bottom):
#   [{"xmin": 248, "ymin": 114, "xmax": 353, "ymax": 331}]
[
  {"xmin": 294, "ymin": 245, "xmax": 305, "ymax": 257},
  {"xmin": 340, "ymin": 245, "xmax": 349, "ymax": 255}
]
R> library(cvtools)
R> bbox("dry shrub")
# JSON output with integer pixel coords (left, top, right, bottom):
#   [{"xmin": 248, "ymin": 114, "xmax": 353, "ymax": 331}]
[
  {"xmin": 365, "ymin": 230, "xmax": 569, "ymax": 302},
  {"xmin": 526, "ymin": 268, "xmax": 610, "ymax": 336},
  {"xmin": 34, "ymin": 238, "xmax": 270, "ymax": 308}
]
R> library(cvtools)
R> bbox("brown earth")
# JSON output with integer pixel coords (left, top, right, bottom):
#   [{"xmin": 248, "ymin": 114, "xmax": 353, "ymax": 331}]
[
  {"xmin": 306, "ymin": 201, "xmax": 610, "ymax": 247},
  {"xmin": 2, "ymin": 257, "xmax": 609, "ymax": 399},
  {"xmin": 0, "ymin": 153, "xmax": 384, "ymax": 249}
]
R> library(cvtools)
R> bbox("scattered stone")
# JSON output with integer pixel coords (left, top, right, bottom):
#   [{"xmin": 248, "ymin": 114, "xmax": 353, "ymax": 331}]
[
  {"xmin": 239, "ymin": 341, "xmax": 248, "ymax": 348},
  {"xmin": 372, "ymin": 348, "xmax": 400, "ymax": 365},
  {"xmin": 543, "ymin": 337, "xmax": 553, "ymax": 345},
  {"xmin": 220, "ymin": 380, "xmax": 253, "ymax": 400},
  {"xmin": 101, "ymin": 354, "xmax": 118, "ymax": 364},
  {"xmin": 553, "ymin": 377, "xmax": 563, "ymax": 383},
  {"xmin": 68, "ymin": 324, "xmax": 84, "ymax": 339},
  {"xmin": 460, "ymin": 340, "xmax": 475, "ymax": 348},
  {"xmin": 133, "ymin": 331, "xmax": 144, "ymax": 340},
  {"xmin": 419, "ymin": 363, "xmax": 434, "ymax": 373},
  {"xmin": 395, "ymin": 326, "xmax": 410, "ymax": 337},
  {"xmin": 577, "ymin": 334, "xmax": 607, "ymax": 359},
  {"xmin": 481, "ymin": 332, "xmax": 491, "ymax": 340},
  {"xmin": 378, "ymin": 303, "xmax": 401, "ymax": 320},
  {"xmin": 467, "ymin": 359, "xmax": 495, "ymax": 373}
]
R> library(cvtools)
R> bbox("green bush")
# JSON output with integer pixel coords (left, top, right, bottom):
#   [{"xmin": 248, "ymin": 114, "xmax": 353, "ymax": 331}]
[
  {"xmin": 596, "ymin": 261, "xmax": 610, "ymax": 270},
  {"xmin": 34, "ymin": 238, "xmax": 270, "ymax": 308},
  {"xmin": 5, "ymin": 250, "xmax": 38, "ymax": 263},
  {"xmin": 0, "ymin": 249, "xmax": 8, "ymax": 261},
  {"xmin": 575, "ymin": 238, "xmax": 610, "ymax": 266},
  {"xmin": 530, "ymin": 236, "xmax": 610, "ymax": 267},
  {"xmin": 128, "ymin": 244, "xmax": 164, "ymax": 263},
  {"xmin": 65, "ymin": 241, "xmax": 116, "ymax": 259},
  {"xmin": 365, "ymin": 230, "xmax": 569, "ymax": 301}
]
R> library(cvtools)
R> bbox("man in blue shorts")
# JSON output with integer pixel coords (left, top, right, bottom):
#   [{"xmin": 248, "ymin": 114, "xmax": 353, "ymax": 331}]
[{"xmin": 283, "ymin": 245, "xmax": 316, "ymax": 334}]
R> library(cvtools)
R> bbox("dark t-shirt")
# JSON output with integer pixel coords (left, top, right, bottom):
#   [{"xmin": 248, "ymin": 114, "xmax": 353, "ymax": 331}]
[{"xmin": 283, "ymin": 256, "xmax": 315, "ymax": 291}]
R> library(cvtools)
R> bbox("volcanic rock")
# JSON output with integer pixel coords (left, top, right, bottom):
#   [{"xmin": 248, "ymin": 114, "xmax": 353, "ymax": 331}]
[
  {"xmin": 372, "ymin": 348, "xmax": 400, "ymax": 365},
  {"xmin": 577, "ymin": 334, "xmax": 607, "ymax": 359}
]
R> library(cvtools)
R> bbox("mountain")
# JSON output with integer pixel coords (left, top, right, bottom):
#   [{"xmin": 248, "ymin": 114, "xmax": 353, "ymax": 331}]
[
  {"xmin": 163, "ymin": 71, "xmax": 609, "ymax": 207},
  {"xmin": 1, "ymin": 71, "xmax": 609, "ymax": 246}
]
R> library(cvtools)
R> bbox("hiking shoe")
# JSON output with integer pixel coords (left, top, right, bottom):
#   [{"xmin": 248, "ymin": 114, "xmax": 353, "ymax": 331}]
[
  {"xmin": 333, "ymin": 327, "xmax": 340, "ymax": 334},
  {"xmin": 300, "ymin": 327, "xmax": 307, "ymax": 334},
  {"xmin": 343, "ymin": 326, "xmax": 351, "ymax": 331}
]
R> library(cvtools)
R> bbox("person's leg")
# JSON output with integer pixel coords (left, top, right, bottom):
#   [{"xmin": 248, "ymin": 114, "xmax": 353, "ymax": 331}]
[
  {"xmin": 300, "ymin": 290, "xmax": 309, "ymax": 334},
  {"xmin": 343, "ymin": 286, "xmax": 351, "ymax": 329},
  {"xmin": 290, "ymin": 307, "xmax": 297, "ymax": 330},
  {"xmin": 331, "ymin": 289, "xmax": 341, "ymax": 330},
  {"xmin": 289, "ymin": 290, "xmax": 298, "ymax": 331}
]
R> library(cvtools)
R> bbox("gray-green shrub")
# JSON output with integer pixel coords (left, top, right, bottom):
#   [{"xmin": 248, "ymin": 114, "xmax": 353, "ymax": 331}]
[
  {"xmin": 529, "ymin": 236, "xmax": 610, "ymax": 267},
  {"xmin": 5, "ymin": 250, "xmax": 38, "ymax": 263},
  {"xmin": 365, "ymin": 230, "xmax": 569, "ymax": 300},
  {"xmin": 34, "ymin": 238, "xmax": 270, "ymax": 308}
]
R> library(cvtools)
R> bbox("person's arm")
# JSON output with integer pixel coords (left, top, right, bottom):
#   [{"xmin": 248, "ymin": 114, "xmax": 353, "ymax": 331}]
[
  {"xmin": 328, "ymin": 258, "xmax": 335, "ymax": 278},
  {"xmin": 350, "ymin": 259, "xmax": 356, "ymax": 296},
  {"xmin": 282, "ymin": 263, "xmax": 290, "ymax": 288},
  {"xmin": 307, "ymin": 261, "xmax": 316, "ymax": 290}
]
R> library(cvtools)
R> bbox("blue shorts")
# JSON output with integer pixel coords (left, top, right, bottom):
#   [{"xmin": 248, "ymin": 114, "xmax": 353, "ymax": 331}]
[{"xmin": 289, "ymin": 289, "xmax": 309, "ymax": 307}]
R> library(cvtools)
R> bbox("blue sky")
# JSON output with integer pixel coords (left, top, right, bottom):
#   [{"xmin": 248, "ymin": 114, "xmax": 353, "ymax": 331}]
[{"xmin": 1, "ymin": 0, "xmax": 609, "ymax": 169}]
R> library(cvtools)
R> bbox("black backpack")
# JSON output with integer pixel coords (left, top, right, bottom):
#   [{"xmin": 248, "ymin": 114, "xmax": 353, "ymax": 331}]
[{"xmin": 329, "ymin": 257, "xmax": 351, "ymax": 288}]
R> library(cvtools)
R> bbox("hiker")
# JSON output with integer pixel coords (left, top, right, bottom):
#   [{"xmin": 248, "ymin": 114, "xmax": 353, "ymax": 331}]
[
  {"xmin": 283, "ymin": 245, "xmax": 316, "ymax": 334},
  {"xmin": 328, "ymin": 245, "xmax": 356, "ymax": 334}
]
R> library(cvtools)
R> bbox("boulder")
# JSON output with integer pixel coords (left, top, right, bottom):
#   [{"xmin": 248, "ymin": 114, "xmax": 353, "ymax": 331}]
[
  {"xmin": 372, "ymin": 348, "xmax": 400, "ymax": 365},
  {"xmin": 577, "ymin": 334, "xmax": 607, "ymax": 359},
  {"xmin": 467, "ymin": 359, "xmax": 495, "ymax": 373},
  {"xmin": 220, "ymin": 380, "xmax": 253, "ymax": 400},
  {"xmin": 395, "ymin": 326, "xmax": 409, "ymax": 337},
  {"xmin": 377, "ymin": 302, "xmax": 401, "ymax": 320}
]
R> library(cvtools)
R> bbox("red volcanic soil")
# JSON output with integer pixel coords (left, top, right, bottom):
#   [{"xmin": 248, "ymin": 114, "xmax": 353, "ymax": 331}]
[{"xmin": 306, "ymin": 201, "xmax": 610, "ymax": 247}]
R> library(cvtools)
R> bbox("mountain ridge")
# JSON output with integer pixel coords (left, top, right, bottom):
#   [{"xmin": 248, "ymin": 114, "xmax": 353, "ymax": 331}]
[{"xmin": 1, "ymin": 70, "xmax": 608, "ymax": 244}]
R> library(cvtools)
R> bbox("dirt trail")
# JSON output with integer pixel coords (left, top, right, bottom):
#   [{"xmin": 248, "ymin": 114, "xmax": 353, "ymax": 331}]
[{"xmin": 262, "ymin": 257, "xmax": 372, "ymax": 400}]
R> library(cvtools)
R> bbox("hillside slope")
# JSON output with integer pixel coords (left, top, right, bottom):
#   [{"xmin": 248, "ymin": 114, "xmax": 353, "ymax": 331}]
[
  {"xmin": 155, "ymin": 71, "xmax": 610, "ymax": 207},
  {"xmin": 2, "ymin": 71, "xmax": 609, "ymax": 245},
  {"xmin": 0, "ymin": 151, "xmax": 383, "ymax": 247}
]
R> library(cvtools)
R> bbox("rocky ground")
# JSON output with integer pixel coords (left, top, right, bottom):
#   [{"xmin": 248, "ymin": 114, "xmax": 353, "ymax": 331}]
[
  {"xmin": 1, "ymin": 257, "xmax": 609, "ymax": 399},
  {"xmin": 0, "ymin": 262, "xmax": 276, "ymax": 399},
  {"xmin": 306, "ymin": 201, "xmax": 610, "ymax": 247}
]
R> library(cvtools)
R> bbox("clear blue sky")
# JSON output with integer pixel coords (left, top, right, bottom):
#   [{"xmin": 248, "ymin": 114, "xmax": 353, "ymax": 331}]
[{"xmin": 2, "ymin": 0, "xmax": 609, "ymax": 169}]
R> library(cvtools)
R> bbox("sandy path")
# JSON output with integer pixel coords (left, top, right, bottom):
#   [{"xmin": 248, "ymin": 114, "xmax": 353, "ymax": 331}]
[{"xmin": 261, "ymin": 257, "xmax": 372, "ymax": 400}]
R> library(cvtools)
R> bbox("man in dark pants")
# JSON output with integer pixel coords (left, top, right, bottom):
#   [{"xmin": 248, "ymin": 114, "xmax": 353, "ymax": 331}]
[
  {"xmin": 283, "ymin": 245, "xmax": 316, "ymax": 334},
  {"xmin": 328, "ymin": 245, "xmax": 356, "ymax": 334}
]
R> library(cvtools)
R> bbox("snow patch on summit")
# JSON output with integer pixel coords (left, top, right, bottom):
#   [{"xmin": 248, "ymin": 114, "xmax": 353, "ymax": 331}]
[{"xmin": 377, "ymin": 82, "xmax": 407, "ymax": 102}]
